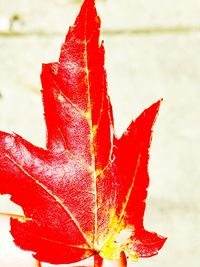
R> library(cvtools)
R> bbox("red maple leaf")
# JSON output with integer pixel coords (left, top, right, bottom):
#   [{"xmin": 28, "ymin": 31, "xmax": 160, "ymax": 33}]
[{"xmin": 0, "ymin": 0, "xmax": 166, "ymax": 265}]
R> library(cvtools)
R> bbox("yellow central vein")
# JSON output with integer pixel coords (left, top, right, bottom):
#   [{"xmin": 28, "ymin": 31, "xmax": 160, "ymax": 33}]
[
  {"xmin": 99, "ymin": 154, "xmax": 141, "ymax": 249},
  {"xmin": 4, "ymin": 152, "xmax": 92, "ymax": 249},
  {"xmin": 116, "ymin": 154, "xmax": 141, "ymax": 225},
  {"xmin": 84, "ymin": 6, "xmax": 97, "ymax": 245}
]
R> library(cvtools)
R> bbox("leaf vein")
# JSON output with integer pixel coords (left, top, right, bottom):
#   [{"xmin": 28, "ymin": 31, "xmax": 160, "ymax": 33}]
[{"xmin": 4, "ymin": 152, "xmax": 93, "ymax": 249}]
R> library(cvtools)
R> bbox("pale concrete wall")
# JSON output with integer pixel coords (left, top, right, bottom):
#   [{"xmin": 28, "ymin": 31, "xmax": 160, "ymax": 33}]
[{"xmin": 0, "ymin": 1, "xmax": 200, "ymax": 266}]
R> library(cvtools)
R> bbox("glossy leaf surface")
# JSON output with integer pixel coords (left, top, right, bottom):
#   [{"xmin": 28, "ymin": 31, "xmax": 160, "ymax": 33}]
[{"xmin": 0, "ymin": 0, "xmax": 166, "ymax": 264}]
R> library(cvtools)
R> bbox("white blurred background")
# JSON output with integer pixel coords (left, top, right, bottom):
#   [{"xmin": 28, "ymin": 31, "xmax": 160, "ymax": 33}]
[{"xmin": 0, "ymin": 0, "xmax": 200, "ymax": 266}]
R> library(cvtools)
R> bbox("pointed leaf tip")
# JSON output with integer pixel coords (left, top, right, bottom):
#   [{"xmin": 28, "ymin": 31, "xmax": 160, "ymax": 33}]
[
  {"xmin": 136, "ymin": 99, "xmax": 162, "ymax": 124},
  {"xmin": 66, "ymin": 0, "xmax": 99, "ymax": 42}
]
